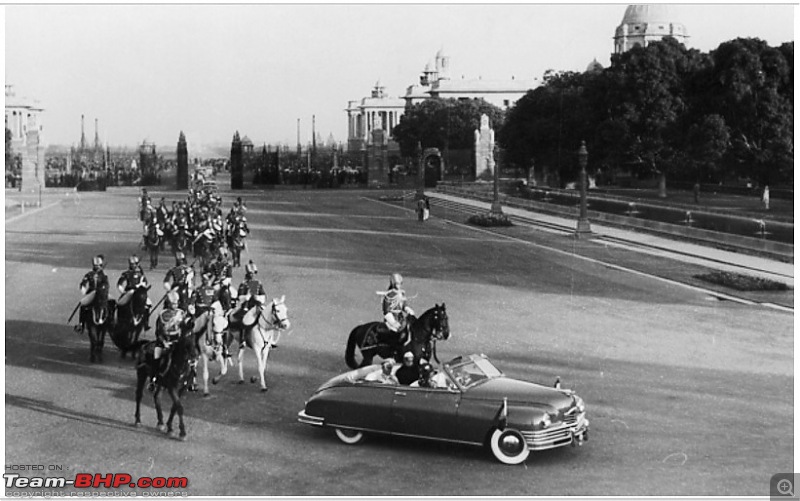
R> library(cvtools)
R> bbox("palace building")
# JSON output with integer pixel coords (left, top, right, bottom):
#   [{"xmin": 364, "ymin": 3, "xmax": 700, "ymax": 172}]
[{"xmin": 613, "ymin": 4, "xmax": 688, "ymax": 54}]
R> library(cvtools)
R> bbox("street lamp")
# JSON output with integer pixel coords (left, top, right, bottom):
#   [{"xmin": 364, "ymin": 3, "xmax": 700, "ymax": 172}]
[
  {"xmin": 575, "ymin": 140, "xmax": 591, "ymax": 236},
  {"xmin": 490, "ymin": 148, "xmax": 503, "ymax": 215}
]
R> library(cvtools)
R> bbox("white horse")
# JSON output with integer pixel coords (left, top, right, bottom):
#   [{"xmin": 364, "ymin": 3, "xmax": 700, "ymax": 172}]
[
  {"xmin": 191, "ymin": 301, "xmax": 233, "ymax": 396},
  {"xmin": 236, "ymin": 295, "xmax": 290, "ymax": 392}
]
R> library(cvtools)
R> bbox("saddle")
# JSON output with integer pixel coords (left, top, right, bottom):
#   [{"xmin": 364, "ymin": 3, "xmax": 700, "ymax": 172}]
[{"xmin": 364, "ymin": 323, "xmax": 406, "ymax": 350}]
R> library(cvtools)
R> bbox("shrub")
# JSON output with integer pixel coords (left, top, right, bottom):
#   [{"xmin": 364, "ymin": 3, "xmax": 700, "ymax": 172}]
[
  {"xmin": 694, "ymin": 271, "xmax": 790, "ymax": 291},
  {"xmin": 467, "ymin": 212, "xmax": 514, "ymax": 227}
]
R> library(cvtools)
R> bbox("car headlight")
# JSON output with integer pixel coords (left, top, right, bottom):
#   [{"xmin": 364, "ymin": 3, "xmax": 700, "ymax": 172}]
[
  {"xmin": 575, "ymin": 396, "xmax": 585, "ymax": 414},
  {"xmin": 540, "ymin": 413, "xmax": 552, "ymax": 429}
]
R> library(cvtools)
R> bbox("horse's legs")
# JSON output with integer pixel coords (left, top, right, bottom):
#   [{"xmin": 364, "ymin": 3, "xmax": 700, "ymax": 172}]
[
  {"xmin": 201, "ymin": 352, "xmax": 210, "ymax": 397},
  {"xmin": 153, "ymin": 387, "xmax": 165, "ymax": 431},
  {"xmin": 257, "ymin": 341, "xmax": 270, "ymax": 392},
  {"xmin": 134, "ymin": 370, "xmax": 146, "ymax": 426},
  {"xmin": 237, "ymin": 339, "xmax": 246, "ymax": 384}
]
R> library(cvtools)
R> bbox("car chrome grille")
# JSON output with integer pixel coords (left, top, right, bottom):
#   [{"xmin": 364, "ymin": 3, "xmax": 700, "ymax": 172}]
[{"xmin": 520, "ymin": 412, "xmax": 586, "ymax": 451}]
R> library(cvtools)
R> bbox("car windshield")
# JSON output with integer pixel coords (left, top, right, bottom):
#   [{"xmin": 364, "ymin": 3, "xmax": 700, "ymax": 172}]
[{"xmin": 445, "ymin": 356, "xmax": 502, "ymax": 389}]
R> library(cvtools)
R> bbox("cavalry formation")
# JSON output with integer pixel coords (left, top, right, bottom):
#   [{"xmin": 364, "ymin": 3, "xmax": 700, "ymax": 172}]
[{"xmin": 69, "ymin": 186, "xmax": 451, "ymax": 441}]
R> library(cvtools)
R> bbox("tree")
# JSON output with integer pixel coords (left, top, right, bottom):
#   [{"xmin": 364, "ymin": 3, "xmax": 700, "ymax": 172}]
[
  {"xmin": 392, "ymin": 98, "xmax": 505, "ymax": 158},
  {"xmin": 606, "ymin": 37, "xmax": 707, "ymax": 196},
  {"xmin": 499, "ymin": 70, "xmax": 598, "ymax": 184},
  {"xmin": 706, "ymin": 38, "xmax": 793, "ymax": 185},
  {"xmin": 5, "ymin": 128, "xmax": 12, "ymax": 168}
]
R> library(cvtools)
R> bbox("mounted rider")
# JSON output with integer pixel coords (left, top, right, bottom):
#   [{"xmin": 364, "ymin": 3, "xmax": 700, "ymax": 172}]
[
  {"xmin": 138, "ymin": 188, "xmax": 151, "ymax": 222},
  {"xmin": 206, "ymin": 247, "xmax": 233, "ymax": 290},
  {"xmin": 117, "ymin": 254, "xmax": 152, "ymax": 330},
  {"xmin": 230, "ymin": 261, "xmax": 269, "ymax": 342},
  {"xmin": 76, "ymin": 255, "xmax": 110, "ymax": 333},
  {"xmin": 149, "ymin": 290, "xmax": 193, "ymax": 391},
  {"xmin": 142, "ymin": 214, "xmax": 164, "ymax": 249},
  {"xmin": 190, "ymin": 271, "xmax": 228, "ymax": 356},
  {"xmin": 163, "ymin": 251, "xmax": 194, "ymax": 310},
  {"xmin": 376, "ymin": 273, "xmax": 415, "ymax": 346}
]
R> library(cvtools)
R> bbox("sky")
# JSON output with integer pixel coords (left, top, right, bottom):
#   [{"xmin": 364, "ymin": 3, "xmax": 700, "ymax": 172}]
[{"xmin": 4, "ymin": 3, "xmax": 796, "ymax": 153}]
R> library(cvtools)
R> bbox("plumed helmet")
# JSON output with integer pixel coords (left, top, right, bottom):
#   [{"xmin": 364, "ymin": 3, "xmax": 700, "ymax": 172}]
[
  {"xmin": 128, "ymin": 255, "xmax": 140, "ymax": 267},
  {"xmin": 175, "ymin": 251, "xmax": 187, "ymax": 265},
  {"xmin": 245, "ymin": 261, "xmax": 258, "ymax": 276},
  {"xmin": 389, "ymin": 273, "xmax": 403, "ymax": 289},
  {"xmin": 218, "ymin": 247, "xmax": 228, "ymax": 258},
  {"xmin": 202, "ymin": 271, "xmax": 214, "ymax": 283},
  {"xmin": 164, "ymin": 290, "xmax": 180, "ymax": 309},
  {"xmin": 92, "ymin": 255, "xmax": 105, "ymax": 268}
]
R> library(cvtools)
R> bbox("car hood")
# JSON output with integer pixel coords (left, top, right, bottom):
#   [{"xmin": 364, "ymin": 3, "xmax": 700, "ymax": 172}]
[{"xmin": 465, "ymin": 377, "xmax": 576, "ymax": 412}]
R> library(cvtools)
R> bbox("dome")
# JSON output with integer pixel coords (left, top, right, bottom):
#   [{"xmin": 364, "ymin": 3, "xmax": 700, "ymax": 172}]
[
  {"xmin": 241, "ymin": 136, "xmax": 253, "ymax": 146},
  {"xmin": 585, "ymin": 58, "xmax": 604, "ymax": 74},
  {"xmin": 621, "ymin": 4, "xmax": 674, "ymax": 24}
]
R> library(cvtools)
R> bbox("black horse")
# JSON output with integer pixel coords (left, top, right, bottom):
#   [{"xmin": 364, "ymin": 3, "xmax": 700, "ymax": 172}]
[
  {"xmin": 83, "ymin": 281, "xmax": 115, "ymax": 363},
  {"xmin": 111, "ymin": 285, "xmax": 150, "ymax": 358},
  {"xmin": 171, "ymin": 226, "xmax": 191, "ymax": 256},
  {"xmin": 134, "ymin": 330, "xmax": 199, "ymax": 440},
  {"xmin": 144, "ymin": 224, "xmax": 161, "ymax": 269},
  {"xmin": 345, "ymin": 304, "xmax": 450, "ymax": 369}
]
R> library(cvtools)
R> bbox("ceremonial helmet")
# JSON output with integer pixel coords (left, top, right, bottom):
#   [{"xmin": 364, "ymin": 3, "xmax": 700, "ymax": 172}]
[
  {"xmin": 128, "ymin": 255, "xmax": 140, "ymax": 269},
  {"xmin": 245, "ymin": 261, "xmax": 258, "ymax": 278},
  {"xmin": 164, "ymin": 290, "xmax": 180, "ymax": 309},
  {"xmin": 389, "ymin": 273, "xmax": 403, "ymax": 289},
  {"xmin": 202, "ymin": 271, "xmax": 214, "ymax": 284},
  {"xmin": 175, "ymin": 251, "xmax": 187, "ymax": 265},
  {"xmin": 218, "ymin": 247, "xmax": 228, "ymax": 259},
  {"xmin": 92, "ymin": 254, "xmax": 105, "ymax": 269}
]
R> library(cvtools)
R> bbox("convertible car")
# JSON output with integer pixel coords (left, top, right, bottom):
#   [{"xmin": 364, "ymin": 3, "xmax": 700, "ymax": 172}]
[{"xmin": 297, "ymin": 354, "xmax": 589, "ymax": 464}]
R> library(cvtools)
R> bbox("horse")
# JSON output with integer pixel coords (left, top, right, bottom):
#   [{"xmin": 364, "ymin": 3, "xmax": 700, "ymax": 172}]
[
  {"xmin": 144, "ymin": 224, "xmax": 161, "ymax": 269},
  {"xmin": 171, "ymin": 226, "xmax": 191, "ymax": 256},
  {"xmin": 190, "ymin": 302, "xmax": 235, "ymax": 396},
  {"xmin": 228, "ymin": 296, "xmax": 290, "ymax": 392},
  {"xmin": 110, "ymin": 285, "xmax": 150, "ymax": 359},
  {"xmin": 83, "ymin": 281, "xmax": 116, "ymax": 364},
  {"xmin": 344, "ymin": 303, "xmax": 450, "ymax": 369},
  {"xmin": 227, "ymin": 224, "xmax": 247, "ymax": 268},
  {"xmin": 193, "ymin": 231, "xmax": 218, "ymax": 270},
  {"xmin": 133, "ymin": 329, "xmax": 199, "ymax": 440}
]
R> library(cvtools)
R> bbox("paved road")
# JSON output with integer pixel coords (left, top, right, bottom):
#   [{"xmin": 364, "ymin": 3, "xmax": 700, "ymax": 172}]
[{"xmin": 4, "ymin": 185, "xmax": 793, "ymax": 496}]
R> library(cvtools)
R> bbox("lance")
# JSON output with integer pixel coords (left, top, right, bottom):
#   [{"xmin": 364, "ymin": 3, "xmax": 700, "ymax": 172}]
[{"xmin": 67, "ymin": 301, "xmax": 81, "ymax": 324}]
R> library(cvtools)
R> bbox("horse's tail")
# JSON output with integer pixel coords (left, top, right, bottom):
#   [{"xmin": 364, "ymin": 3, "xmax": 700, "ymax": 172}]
[{"xmin": 344, "ymin": 326, "xmax": 361, "ymax": 370}]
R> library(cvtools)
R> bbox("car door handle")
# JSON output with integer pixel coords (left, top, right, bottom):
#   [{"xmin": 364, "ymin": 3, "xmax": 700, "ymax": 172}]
[{"xmin": 394, "ymin": 391, "xmax": 407, "ymax": 396}]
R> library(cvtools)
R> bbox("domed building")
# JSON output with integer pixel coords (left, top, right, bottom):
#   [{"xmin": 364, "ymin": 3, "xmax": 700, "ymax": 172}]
[{"xmin": 614, "ymin": 4, "xmax": 689, "ymax": 54}]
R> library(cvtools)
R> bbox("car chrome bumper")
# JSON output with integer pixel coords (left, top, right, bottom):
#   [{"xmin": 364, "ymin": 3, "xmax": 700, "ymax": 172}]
[
  {"xmin": 521, "ymin": 413, "xmax": 589, "ymax": 451},
  {"xmin": 297, "ymin": 410, "xmax": 325, "ymax": 427}
]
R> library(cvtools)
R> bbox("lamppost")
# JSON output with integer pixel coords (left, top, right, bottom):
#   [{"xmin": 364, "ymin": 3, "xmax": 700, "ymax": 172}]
[{"xmin": 575, "ymin": 140, "xmax": 591, "ymax": 236}]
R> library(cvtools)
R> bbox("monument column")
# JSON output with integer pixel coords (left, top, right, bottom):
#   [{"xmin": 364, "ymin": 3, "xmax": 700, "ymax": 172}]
[
  {"xmin": 176, "ymin": 131, "xmax": 188, "ymax": 190},
  {"xmin": 230, "ymin": 131, "xmax": 243, "ymax": 190},
  {"xmin": 22, "ymin": 127, "xmax": 43, "ymax": 193}
]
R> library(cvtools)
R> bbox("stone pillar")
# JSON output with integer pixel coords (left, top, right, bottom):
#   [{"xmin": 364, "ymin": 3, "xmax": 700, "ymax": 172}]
[
  {"xmin": 474, "ymin": 113, "xmax": 495, "ymax": 180},
  {"xmin": 176, "ymin": 131, "xmax": 188, "ymax": 190},
  {"xmin": 21, "ymin": 128, "xmax": 43, "ymax": 193},
  {"xmin": 367, "ymin": 129, "xmax": 387, "ymax": 186},
  {"xmin": 230, "ymin": 131, "xmax": 243, "ymax": 189}
]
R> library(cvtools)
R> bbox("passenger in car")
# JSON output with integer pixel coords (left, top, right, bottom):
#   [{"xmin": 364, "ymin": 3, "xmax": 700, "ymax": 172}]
[
  {"xmin": 395, "ymin": 351, "xmax": 419, "ymax": 385},
  {"xmin": 376, "ymin": 360, "xmax": 399, "ymax": 385},
  {"xmin": 411, "ymin": 362, "xmax": 446, "ymax": 389}
]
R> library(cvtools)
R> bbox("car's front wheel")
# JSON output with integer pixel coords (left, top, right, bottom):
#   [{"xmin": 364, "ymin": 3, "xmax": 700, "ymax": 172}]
[
  {"xmin": 489, "ymin": 428, "xmax": 530, "ymax": 465},
  {"xmin": 334, "ymin": 427, "xmax": 365, "ymax": 445}
]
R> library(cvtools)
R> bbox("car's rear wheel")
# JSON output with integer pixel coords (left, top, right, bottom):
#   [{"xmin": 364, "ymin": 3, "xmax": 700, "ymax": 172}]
[
  {"xmin": 489, "ymin": 428, "xmax": 530, "ymax": 465},
  {"xmin": 334, "ymin": 427, "xmax": 365, "ymax": 445}
]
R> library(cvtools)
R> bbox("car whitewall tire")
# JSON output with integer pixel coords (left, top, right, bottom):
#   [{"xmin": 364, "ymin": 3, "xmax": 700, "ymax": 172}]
[
  {"xmin": 490, "ymin": 428, "xmax": 530, "ymax": 465},
  {"xmin": 334, "ymin": 427, "xmax": 365, "ymax": 445}
]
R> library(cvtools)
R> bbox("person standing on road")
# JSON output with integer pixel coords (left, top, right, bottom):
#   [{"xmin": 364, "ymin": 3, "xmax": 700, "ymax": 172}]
[{"xmin": 762, "ymin": 185, "xmax": 770, "ymax": 210}]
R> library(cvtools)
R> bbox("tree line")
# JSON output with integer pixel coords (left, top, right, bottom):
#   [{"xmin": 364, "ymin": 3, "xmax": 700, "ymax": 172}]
[{"xmin": 392, "ymin": 37, "xmax": 793, "ymax": 191}]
